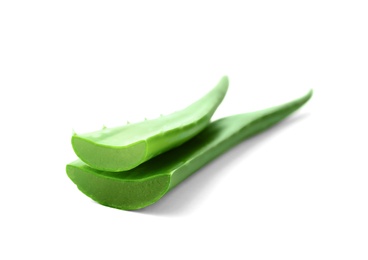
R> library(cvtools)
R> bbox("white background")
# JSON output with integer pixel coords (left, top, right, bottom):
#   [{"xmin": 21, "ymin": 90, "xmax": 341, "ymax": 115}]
[{"xmin": 1, "ymin": 1, "xmax": 367, "ymax": 259}]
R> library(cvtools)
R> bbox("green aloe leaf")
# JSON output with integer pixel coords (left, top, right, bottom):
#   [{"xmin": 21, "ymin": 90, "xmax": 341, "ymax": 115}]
[
  {"xmin": 72, "ymin": 76, "xmax": 229, "ymax": 172},
  {"xmin": 66, "ymin": 90, "xmax": 312, "ymax": 210}
]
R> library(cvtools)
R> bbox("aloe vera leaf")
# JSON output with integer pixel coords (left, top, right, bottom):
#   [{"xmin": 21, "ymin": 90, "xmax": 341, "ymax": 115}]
[
  {"xmin": 66, "ymin": 90, "xmax": 312, "ymax": 210},
  {"xmin": 71, "ymin": 76, "xmax": 229, "ymax": 172}
]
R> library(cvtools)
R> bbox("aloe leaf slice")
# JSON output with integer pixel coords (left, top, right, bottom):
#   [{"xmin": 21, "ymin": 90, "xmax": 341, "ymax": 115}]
[
  {"xmin": 72, "ymin": 76, "xmax": 229, "ymax": 172},
  {"xmin": 66, "ymin": 90, "xmax": 312, "ymax": 210}
]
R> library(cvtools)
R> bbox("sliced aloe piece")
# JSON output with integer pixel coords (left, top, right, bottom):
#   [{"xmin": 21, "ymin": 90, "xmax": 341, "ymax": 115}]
[
  {"xmin": 66, "ymin": 90, "xmax": 312, "ymax": 210},
  {"xmin": 72, "ymin": 76, "xmax": 229, "ymax": 172}
]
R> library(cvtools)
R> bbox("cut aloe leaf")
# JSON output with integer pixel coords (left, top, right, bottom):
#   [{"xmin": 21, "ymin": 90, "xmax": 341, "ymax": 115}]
[
  {"xmin": 66, "ymin": 90, "xmax": 312, "ymax": 210},
  {"xmin": 72, "ymin": 76, "xmax": 229, "ymax": 172}
]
